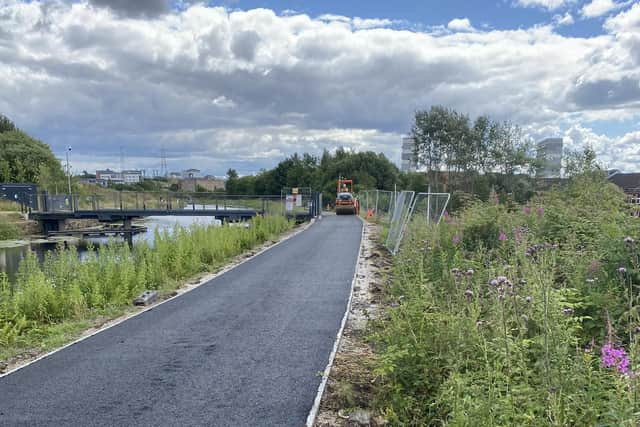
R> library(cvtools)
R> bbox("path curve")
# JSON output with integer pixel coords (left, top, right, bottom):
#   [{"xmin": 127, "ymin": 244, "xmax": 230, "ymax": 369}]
[{"xmin": 0, "ymin": 215, "xmax": 362, "ymax": 427}]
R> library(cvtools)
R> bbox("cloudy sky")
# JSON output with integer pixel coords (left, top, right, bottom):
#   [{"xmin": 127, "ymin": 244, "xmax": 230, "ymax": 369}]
[{"xmin": 1, "ymin": 0, "xmax": 639, "ymax": 176}]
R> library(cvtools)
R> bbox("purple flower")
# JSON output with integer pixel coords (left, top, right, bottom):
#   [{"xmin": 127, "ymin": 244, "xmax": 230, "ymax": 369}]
[
  {"xmin": 465, "ymin": 269, "xmax": 475, "ymax": 277},
  {"xmin": 496, "ymin": 276, "xmax": 508, "ymax": 284},
  {"xmin": 523, "ymin": 206, "xmax": 532, "ymax": 215},
  {"xmin": 464, "ymin": 289, "xmax": 474, "ymax": 300},
  {"xmin": 602, "ymin": 342, "xmax": 631, "ymax": 375},
  {"xmin": 624, "ymin": 236, "xmax": 635, "ymax": 244},
  {"xmin": 618, "ymin": 266, "xmax": 627, "ymax": 275},
  {"xmin": 498, "ymin": 232, "xmax": 507, "ymax": 242},
  {"xmin": 452, "ymin": 235, "xmax": 461, "ymax": 245},
  {"xmin": 489, "ymin": 279, "xmax": 498, "ymax": 287},
  {"xmin": 476, "ymin": 320, "xmax": 485, "ymax": 328},
  {"xmin": 562, "ymin": 308, "xmax": 574, "ymax": 316},
  {"xmin": 536, "ymin": 207, "xmax": 545, "ymax": 216}
]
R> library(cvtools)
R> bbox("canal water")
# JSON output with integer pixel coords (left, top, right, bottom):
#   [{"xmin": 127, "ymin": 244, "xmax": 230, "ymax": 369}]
[{"xmin": 0, "ymin": 215, "xmax": 222, "ymax": 283}]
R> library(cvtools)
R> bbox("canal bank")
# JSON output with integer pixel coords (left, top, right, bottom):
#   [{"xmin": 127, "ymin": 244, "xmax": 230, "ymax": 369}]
[{"xmin": 0, "ymin": 214, "xmax": 294, "ymax": 371}]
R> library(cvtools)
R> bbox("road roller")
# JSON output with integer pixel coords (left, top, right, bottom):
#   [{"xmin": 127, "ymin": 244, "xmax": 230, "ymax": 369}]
[{"xmin": 335, "ymin": 178, "xmax": 359, "ymax": 215}]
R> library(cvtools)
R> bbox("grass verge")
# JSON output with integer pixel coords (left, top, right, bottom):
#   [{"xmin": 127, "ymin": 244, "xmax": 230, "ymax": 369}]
[{"xmin": 0, "ymin": 215, "xmax": 294, "ymax": 370}]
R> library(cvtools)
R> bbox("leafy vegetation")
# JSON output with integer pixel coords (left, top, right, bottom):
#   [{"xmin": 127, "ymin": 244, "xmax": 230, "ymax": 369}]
[
  {"xmin": 0, "ymin": 215, "xmax": 292, "ymax": 359},
  {"xmin": 0, "ymin": 114, "xmax": 67, "ymax": 192},
  {"xmin": 372, "ymin": 171, "xmax": 640, "ymax": 425},
  {"xmin": 0, "ymin": 222, "xmax": 20, "ymax": 240},
  {"xmin": 225, "ymin": 149, "xmax": 400, "ymax": 203}
]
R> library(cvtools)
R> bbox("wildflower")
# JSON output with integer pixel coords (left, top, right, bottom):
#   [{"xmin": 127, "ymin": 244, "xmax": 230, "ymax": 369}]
[
  {"xmin": 586, "ymin": 278, "xmax": 595, "ymax": 284},
  {"xmin": 525, "ymin": 296, "xmax": 532, "ymax": 304},
  {"xmin": 464, "ymin": 289, "xmax": 474, "ymax": 300},
  {"xmin": 498, "ymin": 232, "xmax": 507, "ymax": 242},
  {"xmin": 465, "ymin": 269, "xmax": 475, "ymax": 277},
  {"xmin": 624, "ymin": 236, "xmax": 635, "ymax": 244},
  {"xmin": 520, "ymin": 314, "xmax": 529, "ymax": 321},
  {"xmin": 519, "ymin": 279, "xmax": 527, "ymax": 285},
  {"xmin": 562, "ymin": 308, "xmax": 574, "ymax": 316},
  {"xmin": 536, "ymin": 207, "xmax": 545, "ymax": 216},
  {"xmin": 452, "ymin": 235, "xmax": 461, "ymax": 245},
  {"xmin": 489, "ymin": 279, "xmax": 498, "ymax": 287},
  {"xmin": 504, "ymin": 279, "xmax": 513, "ymax": 288},
  {"xmin": 618, "ymin": 266, "xmax": 627, "ymax": 275},
  {"xmin": 496, "ymin": 276, "xmax": 508, "ymax": 284},
  {"xmin": 601, "ymin": 342, "xmax": 631, "ymax": 375},
  {"xmin": 476, "ymin": 320, "xmax": 485, "ymax": 328},
  {"xmin": 523, "ymin": 206, "xmax": 532, "ymax": 215}
]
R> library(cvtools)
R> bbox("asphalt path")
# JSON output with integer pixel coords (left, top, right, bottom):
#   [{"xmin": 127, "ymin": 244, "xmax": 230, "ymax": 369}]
[{"xmin": 0, "ymin": 215, "xmax": 362, "ymax": 427}]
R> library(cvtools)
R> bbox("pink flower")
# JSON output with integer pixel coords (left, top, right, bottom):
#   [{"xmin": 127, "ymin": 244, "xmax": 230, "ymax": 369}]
[
  {"xmin": 452, "ymin": 235, "xmax": 461, "ymax": 245},
  {"xmin": 498, "ymin": 232, "xmax": 507, "ymax": 241},
  {"xmin": 536, "ymin": 207, "xmax": 545, "ymax": 216},
  {"xmin": 523, "ymin": 206, "xmax": 532, "ymax": 215},
  {"xmin": 602, "ymin": 342, "xmax": 631, "ymax": 375}
]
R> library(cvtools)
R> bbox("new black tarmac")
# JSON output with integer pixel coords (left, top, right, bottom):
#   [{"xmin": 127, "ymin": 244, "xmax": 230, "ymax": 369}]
[{"xmin": 0, "ymin": 215, "xmax": 363, "ymax": 426}]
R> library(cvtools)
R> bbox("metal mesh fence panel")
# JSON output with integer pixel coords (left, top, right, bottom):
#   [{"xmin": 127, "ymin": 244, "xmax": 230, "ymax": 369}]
[
  {"xmin": 408, "ymin": 192, "xmax": 451, "ymax": 225},
  {"xmin": 358, "ymin": 190, "xmax": 396, "ymax": 224},
  {"xmin": 384, "ymin": 191, "xmax": 415, "ymax": 255}
]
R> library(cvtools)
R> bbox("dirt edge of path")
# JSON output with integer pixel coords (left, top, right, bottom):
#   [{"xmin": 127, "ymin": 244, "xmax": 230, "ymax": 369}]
[
  {"xmin": 314, "ymin": 220, "xmax": 392, "ymax": 427},
  {"xmin": 0, "ymin": 218, "xmax": 315, "ymax": 376}
]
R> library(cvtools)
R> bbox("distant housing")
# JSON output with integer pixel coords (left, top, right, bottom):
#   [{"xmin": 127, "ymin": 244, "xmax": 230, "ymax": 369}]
[{"xmin": 95, "ymin": 169, "xmax": 144, "ymax": 186}]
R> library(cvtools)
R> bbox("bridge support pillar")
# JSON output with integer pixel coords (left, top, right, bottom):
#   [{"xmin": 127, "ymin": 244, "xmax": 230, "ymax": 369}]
[{"xmin": 123, "ymin": 218, "xmax": 133, "ymax": 247}]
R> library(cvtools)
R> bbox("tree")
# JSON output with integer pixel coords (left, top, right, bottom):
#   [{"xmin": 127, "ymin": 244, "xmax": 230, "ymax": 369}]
[
  {"xmin": 0, "ymin": 115, "xmax": 16, "ymax": 133},
  {"xmin": 226, "ymin": 168, "xmax": 239, "ymax": 194},
  {"xmin": 0, "ymin": 126, "xmax": 65, "ymax": 188}
]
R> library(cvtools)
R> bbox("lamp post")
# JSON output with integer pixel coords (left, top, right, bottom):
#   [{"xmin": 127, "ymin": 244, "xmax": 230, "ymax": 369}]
[{"xmin": 66, "ymin": 146, "xmax": 72, "ymax": 195}]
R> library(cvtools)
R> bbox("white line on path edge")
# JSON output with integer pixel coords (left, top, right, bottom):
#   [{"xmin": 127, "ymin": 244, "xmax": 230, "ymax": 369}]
[
  {"xmin": 305, "ymin": 216, "xmax": 365, "ymax": 427},
  {"xmin": 0, "ymin": 217, "xmax": 318, "ymax": 380}
]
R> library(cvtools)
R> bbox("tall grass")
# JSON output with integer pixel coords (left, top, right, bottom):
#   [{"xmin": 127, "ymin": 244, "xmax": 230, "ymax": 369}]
[
  {"xmin": 372, "ymin": 174, "xmax": 640, "ymax": 425},
  {"xmin": 0, "ymin": 215, "xmax": 292, "ymax": 353}
]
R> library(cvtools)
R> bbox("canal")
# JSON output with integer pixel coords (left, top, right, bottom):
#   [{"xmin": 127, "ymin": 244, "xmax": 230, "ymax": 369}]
[{"xmin": 0, "ymin": 215, "xmax": 222, "ymax": 283}]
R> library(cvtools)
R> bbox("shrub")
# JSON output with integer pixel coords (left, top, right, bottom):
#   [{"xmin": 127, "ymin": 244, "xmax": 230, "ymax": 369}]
[
  {"xmin": 373, "ymin": 173, "xmax": 640, "ymax": 425},
  {"xmin": 0, "ymin": 222, "xmax": 20, "ymax": 240}
]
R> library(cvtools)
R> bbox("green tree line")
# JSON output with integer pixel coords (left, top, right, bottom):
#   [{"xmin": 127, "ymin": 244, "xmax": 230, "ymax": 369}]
[
  {"xmin": 0, "ymin": 114, "xmax": 66, "ymax": 192},
  {"xmin": 225, "ymin": 149, "xmax": 401, "ymax": 204}
]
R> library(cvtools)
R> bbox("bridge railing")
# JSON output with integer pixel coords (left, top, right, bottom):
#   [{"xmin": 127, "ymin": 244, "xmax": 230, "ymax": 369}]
[{"xmin": 35, "ymin": 192, "xmax": 293, "ymax": 215}]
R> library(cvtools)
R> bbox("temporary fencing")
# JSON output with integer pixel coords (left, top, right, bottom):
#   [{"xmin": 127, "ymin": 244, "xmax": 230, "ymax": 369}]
[{"xmin": 357, "ymin": 189, "xmax": 450, "ymax": 255}]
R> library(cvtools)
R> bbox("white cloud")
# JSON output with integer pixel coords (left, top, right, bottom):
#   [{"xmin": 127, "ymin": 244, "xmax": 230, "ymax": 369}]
[
  {"xmin": 553, "ymin": 12, "xmax": 574, "ymax": 26},
  {"xmin": 581, "ymin": 0, "xmax": 620, "ymax": 18},
  {"xmin": 0, "ymin": 1, "xmax": 639, "ymax": 174},
  {"xmin": 516, "ymin": 0, "xmax": 568, "ymax": 11},
  {"xmin": 447, "ymin": 18, "xmax": 474, "ymax": 32},
  {"xmin": 563, "ymin": 125, "xmax": 640, "ymax": 171}
]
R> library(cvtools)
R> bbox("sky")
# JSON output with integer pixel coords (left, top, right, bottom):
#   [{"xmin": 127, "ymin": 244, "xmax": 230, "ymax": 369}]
[{"xmin": 1, "ymin": 0, "xmax": 639, "ymax": 176}]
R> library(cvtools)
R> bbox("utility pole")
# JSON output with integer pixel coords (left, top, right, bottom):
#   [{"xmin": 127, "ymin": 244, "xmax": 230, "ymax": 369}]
[{"xmin": 66, "ymin": 146, "xmax": 72, "ymax": 195}]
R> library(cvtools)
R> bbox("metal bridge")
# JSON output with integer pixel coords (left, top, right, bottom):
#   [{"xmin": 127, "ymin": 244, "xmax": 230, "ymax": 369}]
[{"xmin": 13, "ymin": 190, "xmax": 322, "ymax": 233}]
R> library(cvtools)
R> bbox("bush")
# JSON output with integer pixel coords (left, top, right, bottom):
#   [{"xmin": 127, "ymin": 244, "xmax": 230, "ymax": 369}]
[
  {"xmin": 373, "ymin": 173, "xmax": 640, "ymax": 425},
  {"xmin": 0, "ymin": 222, "xmax": 20, "ymax": 240}
]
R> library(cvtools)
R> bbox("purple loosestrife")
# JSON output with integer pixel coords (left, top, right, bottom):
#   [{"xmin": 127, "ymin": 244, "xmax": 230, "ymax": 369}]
[
  {"xmin": 452, "ymin": 235, "xmax": 461, "ymax": 246},
  {"xmin": 523, "ymin": 206, "xmax": 532, "ymax": 215},
  {"xmin": 536, "ymin": 207, "xmax": 545, "ymax": 216},
  {"xmin": 601, "ymin": 342, "xmax": 631, "ymax": 375},
  {"xmin": 498, "ymin": 232, "xmax": 507, "ymax": 242}
]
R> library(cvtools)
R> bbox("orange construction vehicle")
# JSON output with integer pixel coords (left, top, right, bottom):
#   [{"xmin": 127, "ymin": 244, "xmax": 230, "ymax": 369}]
[{"xmin": 335, "ymin": 178, "xmax": 359, "ymax": 215}]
